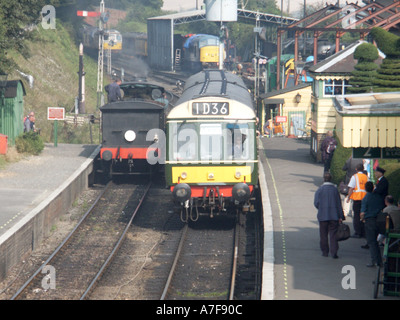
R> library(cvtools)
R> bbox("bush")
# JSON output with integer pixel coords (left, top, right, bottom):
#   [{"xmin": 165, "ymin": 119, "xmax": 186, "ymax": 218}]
[
  {"xmin": 330, "ymin": 134, "xmax": 352, "ymax": 185},
  {"xmin": 348, "ymin": 44, "xmax": 379, "ymax": 93},
  {"xmin": 15, "ymin": 132, "xmax": 44, "ymax": 155},
  {"xmin": 354, "ymin": 43, "xmax": 379, "ymax": 62}
]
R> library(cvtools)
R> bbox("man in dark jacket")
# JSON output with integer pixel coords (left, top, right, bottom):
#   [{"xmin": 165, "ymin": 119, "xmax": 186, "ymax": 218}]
[
  {"xmin": 314, "ymin": 172, "xmax": 345, "ymax": 258},
  {"xmin": 321, "ymin": 131, "xmax": 337, "ymax": 173},
  {"xmin": 342, "ymin": 156, "xmax": 364, "ymax": 185},
  {"xmin": 105, "ymin": 78, "xmax": 122, "ymax": 103},
  {"xmin": 361, "ymin": 181, "xmax": 385, "ymax": 267},
  {"xmin": 373, "ymin": 166, "xmax": 389, "ymax": 207}
]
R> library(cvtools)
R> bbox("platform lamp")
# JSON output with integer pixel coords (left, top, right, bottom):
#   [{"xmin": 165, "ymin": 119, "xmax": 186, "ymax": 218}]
[
  {"xmin": 295, "ymin": 92, "xmax": 302, "ymax": 103},
  {"xmin": 295, "ymin": 61, "xmax": 305, "ymax": 85},
  {"xmin": 0, "ymin": 73, "xmax": 8, "ymax": 134}
]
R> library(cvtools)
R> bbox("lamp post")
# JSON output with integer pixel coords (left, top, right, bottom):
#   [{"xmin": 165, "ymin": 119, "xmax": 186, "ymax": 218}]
[{"xmin": 295, "ymin": 61, "xmax": 305, "ymax": 85}]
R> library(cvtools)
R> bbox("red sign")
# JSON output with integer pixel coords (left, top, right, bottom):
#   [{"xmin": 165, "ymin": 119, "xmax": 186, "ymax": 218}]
[
  {"xmin": 47, "ymin": 107, "xmax": 65, "ymax": 120},
  {"xmin": 275, "ymin": 116, "xmax": 287, "ymax": 123},
  {"xmin": 77, "ymin": 11, "xmax": 101, "ymax": 17}
]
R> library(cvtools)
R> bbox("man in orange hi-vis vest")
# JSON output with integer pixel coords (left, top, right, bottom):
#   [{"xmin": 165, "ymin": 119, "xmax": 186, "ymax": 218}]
[{"xmin": 346, "ymin": 163, "xmax": 368, "ymax": 238}]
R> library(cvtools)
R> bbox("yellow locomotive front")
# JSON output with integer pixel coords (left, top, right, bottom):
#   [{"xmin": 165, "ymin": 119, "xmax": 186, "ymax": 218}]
[
  {"xmin": 103, "ymin": 30, "xmax": 122, "ymax": 51},
  {"xmin": 165, "ymin": 70, "xmax": 258, "ymax": 222}
]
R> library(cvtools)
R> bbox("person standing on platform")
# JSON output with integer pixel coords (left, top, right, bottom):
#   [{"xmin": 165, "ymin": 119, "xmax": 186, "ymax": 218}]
[
  {"xmin": 373, "ymin": 166, "xmax": 389, "ymax": 207},
  {"xmin": 383, "ymin": 195, "xmax": 400, "ymax": 232},
  {"xmin": 347, "ymin": 163, "xmax": 368, "ymax": 238},
  {"xmin": 341, "ymin": 156, "xmax": 363, "ymax": 217},
  {"xmin": 24, "ymin": 112, "xmax": 37, "ymax": 133},
  {"xmin": 314, "ymin": 172, "xmax": 345, "ymax": 259},
  {"xmin": 321, "ymin": 131, "xmax": 337, "ymax": 173},
  {"xmin": 360, "ymin": 181, "xmax": 385, "ymax": 267},
  {"xmin": 343, "ymin": 156, "xmax": 363, "ymax": 186}
]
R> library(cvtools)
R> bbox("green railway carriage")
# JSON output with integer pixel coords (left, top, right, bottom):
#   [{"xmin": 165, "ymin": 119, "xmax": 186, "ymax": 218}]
[{"xmin": 165, "ymin": 69, "xmax": 258, "ymax": 222}]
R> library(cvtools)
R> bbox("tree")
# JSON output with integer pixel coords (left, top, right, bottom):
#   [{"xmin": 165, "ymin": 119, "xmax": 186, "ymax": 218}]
[
  {"xmin": 370, "ymin": 27, "xmax": 400, "ymax": 92},
  {"xmin": 0, "ymin": 0, "xmax": 57, "ymax": 73},
  {"xmin": 245, "ymin": 0, "xmax": 281, "ymax": 15},
  {"xmin": 348, "ymin": 43, "xmax": 379, "ymax": 93}
]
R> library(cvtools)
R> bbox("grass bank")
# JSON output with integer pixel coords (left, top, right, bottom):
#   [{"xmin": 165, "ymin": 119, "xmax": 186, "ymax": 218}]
[{"xmin": 8, "ymin": 21, "xmax": 106, "ymax": 145}]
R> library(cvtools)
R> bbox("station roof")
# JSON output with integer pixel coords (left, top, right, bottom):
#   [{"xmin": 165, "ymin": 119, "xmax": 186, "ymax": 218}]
[
  {"xmin": 260, "ymin": 83, "xmax": 311, "ymax": 100},
  {"xmin": 309, "ymin": 40, "xmax": 386, "ymax": 75},
  {"xmin": 334, "ymin": 92, "xmax": 400, "ymax": 115}
]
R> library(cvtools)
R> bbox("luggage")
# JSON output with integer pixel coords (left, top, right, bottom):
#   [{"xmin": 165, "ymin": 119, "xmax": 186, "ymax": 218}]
[{"xmin": 336, "ymin": 223, "xmax": 350, "ymax": 241}]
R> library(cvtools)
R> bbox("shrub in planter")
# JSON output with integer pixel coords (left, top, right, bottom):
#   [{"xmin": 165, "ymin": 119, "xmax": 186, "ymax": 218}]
[{"xmin": 15, "ymin": 132, "xmax": 44, "ymax": 155}]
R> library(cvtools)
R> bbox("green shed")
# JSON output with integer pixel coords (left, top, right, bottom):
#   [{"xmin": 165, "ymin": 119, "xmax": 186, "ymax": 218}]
[{"xmin": 0, "ymin": 80, "xmax": 26, "ymax": 146}]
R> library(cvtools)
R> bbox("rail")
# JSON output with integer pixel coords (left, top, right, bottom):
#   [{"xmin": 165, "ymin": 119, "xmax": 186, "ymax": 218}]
[
  {"xmin": 161, "ymin": 216, "xmax": 239, "ymax": 300},
  {"xmin": 11, "ymin": 181, "xmax": 151, "ymax": 300}
]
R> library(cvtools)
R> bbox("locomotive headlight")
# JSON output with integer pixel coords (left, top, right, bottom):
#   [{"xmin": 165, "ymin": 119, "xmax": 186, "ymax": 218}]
[
  {"xmin": 181, "ymin": 171, "xmax": 187, "ymax": 180},
  {"xmin": 232, "ymin": 183, "xmax": 251, "ymax": 203},
  {"xmin": 124, "ymin": 130, "xmax": 136, "ymax": 142},
  {"xmin": 173, "ymin": 183, "xmax": 191, "ymax": 202},
  {"xmin": 235, "ymin": 171, "xmax": 241, "ymax": 179}
]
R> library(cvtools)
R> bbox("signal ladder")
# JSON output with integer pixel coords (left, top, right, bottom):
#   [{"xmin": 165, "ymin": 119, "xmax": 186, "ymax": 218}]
[{"xmin": 175, "ymin": 49, "xmax": 181, "ymax": 70}]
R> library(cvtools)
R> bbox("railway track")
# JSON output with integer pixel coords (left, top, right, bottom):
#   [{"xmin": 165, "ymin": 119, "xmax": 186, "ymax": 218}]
[
  {"xmin": 161, "ymin": 216, "xmax": 240, "ymax": 300},
  {"xmin": 11, "ymin": 181, "xmax": 151, "ymax": 300}
]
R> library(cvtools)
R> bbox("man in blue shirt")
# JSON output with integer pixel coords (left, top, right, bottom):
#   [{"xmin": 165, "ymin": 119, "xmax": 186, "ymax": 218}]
[{"xmin": 361, "ymin": 181, "xmax": 385, "ymax": 267}]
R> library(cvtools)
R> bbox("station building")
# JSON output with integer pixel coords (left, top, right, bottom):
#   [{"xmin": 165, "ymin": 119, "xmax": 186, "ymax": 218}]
[{"xmin": 307, "ymin": 40, "xmax": 387, "ymax": 161}]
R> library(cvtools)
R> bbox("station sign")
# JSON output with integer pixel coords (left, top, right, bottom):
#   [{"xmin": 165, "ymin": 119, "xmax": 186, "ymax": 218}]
[
  {"xmin": 47, "ymin": 107, "xmax": 65, "ymax": 121},
  {"xmin": 275, "ymin": 116, "xmax": 287, "ymax": 123},
  {"xmin": 353, "ymin": 147, "xmax": 400, "ymax": 159}
]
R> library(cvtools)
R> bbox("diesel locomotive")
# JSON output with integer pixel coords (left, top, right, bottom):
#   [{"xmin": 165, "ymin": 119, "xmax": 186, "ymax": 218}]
[
  {"xmin": 82, "ymin": 26, "xmax": 123, "ymax": 52},
  {"xmin": 100, "ymin": 82, "xmax": 171, "ymax": 178},
  {"xmin": 182, "ymin": 34, "xmax": 223, "ymax": 73},
  {"xmin": 165, "ymin": 69, "xmax": 258, "ymax": 222}
]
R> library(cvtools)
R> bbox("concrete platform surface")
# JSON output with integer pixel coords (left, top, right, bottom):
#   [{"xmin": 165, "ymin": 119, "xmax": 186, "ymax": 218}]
[
  {"xmin": 0, "ymin": 143, "xmax": 99, "ymax": 238},
  {"xmin": 259, "ymin": 137, "xmax": 394, "ymax": 300}
]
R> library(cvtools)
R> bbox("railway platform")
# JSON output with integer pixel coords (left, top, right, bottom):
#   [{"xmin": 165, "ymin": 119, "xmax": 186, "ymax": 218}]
[
  {"xmin": 0, "ymin": 143, "xmax": 99, "ymax": 281},
  {"xmin": 258, "ymin": 136, "xmax": 392, "ymax": 300}
]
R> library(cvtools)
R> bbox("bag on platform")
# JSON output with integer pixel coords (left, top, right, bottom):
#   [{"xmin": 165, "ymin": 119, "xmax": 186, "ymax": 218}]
[{"xmin": 336, "ymin": 223, "xmax": 350, "ymax": 241}]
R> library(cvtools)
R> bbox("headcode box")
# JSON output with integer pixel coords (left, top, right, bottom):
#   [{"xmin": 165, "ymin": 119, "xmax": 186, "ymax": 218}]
[{"xmin": 47, "ymin": 107, "xmax": 65, "ymax": 120}]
